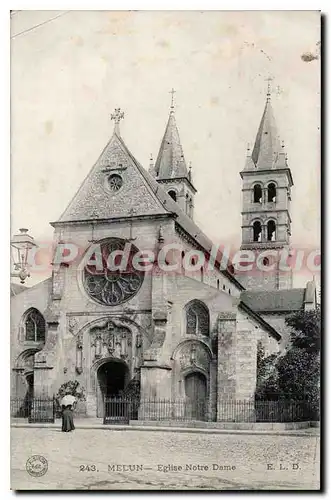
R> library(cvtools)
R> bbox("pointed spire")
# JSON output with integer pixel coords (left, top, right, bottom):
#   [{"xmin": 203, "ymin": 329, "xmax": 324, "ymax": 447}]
[
  {"xmin": 155, "ymin": 90, "xmax": 188, "ymax": 179},
  {"xmin": 111, "ymin": 108, "xmax": 124, "ymax": 136},
  {"xmin": 249, "ymin": 83, "xmax": 284, "ymax": 170}
]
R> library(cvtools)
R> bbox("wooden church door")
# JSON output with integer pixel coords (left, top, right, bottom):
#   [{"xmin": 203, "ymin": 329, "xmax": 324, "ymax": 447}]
[{"xmin": 185, "ymin": 372, "xmax": 207, "ymax": 420}]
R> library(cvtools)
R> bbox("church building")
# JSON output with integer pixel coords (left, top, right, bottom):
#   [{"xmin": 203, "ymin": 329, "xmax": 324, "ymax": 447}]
[{"xmin": 11, "ymin": 90, "xmax": 316, "ymax": 420}]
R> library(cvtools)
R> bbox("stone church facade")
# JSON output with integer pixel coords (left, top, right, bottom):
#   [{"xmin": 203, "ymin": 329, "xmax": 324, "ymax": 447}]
[{"xmin": 11, "ymin": 93, "xmax": 316, "ymax": 419}]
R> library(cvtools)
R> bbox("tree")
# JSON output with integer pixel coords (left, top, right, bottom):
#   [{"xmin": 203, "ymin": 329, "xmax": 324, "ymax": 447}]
[
  {"xmin": 255, "ymin": 341, "xmax": 279, "ymax": 399},
  {"xmin": 286, "ymin": 307, "xmax": 320, "ymax": 352},
  {"xmin": 255, "ymin": 306, "xmax": 320, "ymax": 418},
  {"xmin": 276, "ymin": 306, "xmax": 320, "ymax": 416}
]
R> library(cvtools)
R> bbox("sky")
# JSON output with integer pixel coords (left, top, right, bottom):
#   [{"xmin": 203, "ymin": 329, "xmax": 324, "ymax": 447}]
[{"xmin": 10, "ymin": 10, "xmax": 320, "ymax": 287}]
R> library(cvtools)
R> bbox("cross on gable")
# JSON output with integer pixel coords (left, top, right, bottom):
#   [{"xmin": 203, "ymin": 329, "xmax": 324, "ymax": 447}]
[{"xmin": 111, "ymin": 108, "xmax": 124, "ymax": 124}]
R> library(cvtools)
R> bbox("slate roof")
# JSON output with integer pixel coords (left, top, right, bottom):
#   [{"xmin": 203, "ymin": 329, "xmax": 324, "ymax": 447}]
[
  {"xmin": 241, "ymin": 288, "xmax": 306, "ymax": 313},
  {"xmin": 154, "ymin": 110, "xmax": 188, "ymax": 180},
  {"xmin": 245, "ymin": 97, "xmax": 287, "ymax": 171}
]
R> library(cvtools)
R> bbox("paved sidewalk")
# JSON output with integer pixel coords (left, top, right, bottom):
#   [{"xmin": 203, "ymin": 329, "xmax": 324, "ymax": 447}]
[{"xmin": 11, "ymin": 418, "xmax": 320, "ymax": 437}]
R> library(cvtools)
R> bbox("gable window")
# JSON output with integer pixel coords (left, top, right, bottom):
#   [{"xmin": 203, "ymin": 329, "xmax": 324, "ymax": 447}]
[
  {"xmin": 108, "ymin": 174, "xmax": 123, "ymax": 192},
  {"xmin": 253, "ymin": 184, "xmax": 262, "ymax": 203},
  {"xmin": 24, "ymin": 308, "xmax": 46, "ymax": 342},
  {"xmin": 185, "ymin": 300, "xmax": 209, "ymax": 336},
  {"xmin": 253, "ymin": 221, "xmax": 262, "ymax": 242},
  {"xmin": 168, "ymin": 190, "xmax": 177, "ymax": 202},
  {"xmin": 267, "ymin": 183, "xmax": 276, "ymax": 202}
]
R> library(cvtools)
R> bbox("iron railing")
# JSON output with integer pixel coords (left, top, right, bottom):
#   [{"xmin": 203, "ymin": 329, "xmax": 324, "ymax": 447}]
[
  {"xmin": 103, "ymin": 397, "xmax": 313, "ymax": 424},
  {"xmin": 11, "ymin": 397, "xmax": 315, "ymax": 425},
  {"xmin": 11, "ymin": 397, "xmax": 55, "ymax": 423}
]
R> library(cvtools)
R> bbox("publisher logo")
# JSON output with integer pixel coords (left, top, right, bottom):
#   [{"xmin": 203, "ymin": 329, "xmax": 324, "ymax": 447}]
[{"xmin": 26, "ymin": 455, "xmax": 48, "ymax": 477}]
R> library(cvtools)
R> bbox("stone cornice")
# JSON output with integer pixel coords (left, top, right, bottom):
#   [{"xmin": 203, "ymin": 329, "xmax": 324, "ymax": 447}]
[
  {"xmin": 156, "ymin": 177, "xmax": 197, "ymax": 194},
  {"xmin": 240, "ymin": 167, "xmax": 294, "ymax": 187},
  {"xmin": 66, "ymin": 310, "xmax": 152, "ymax": 317},
  {"xmin": 50, "ymin": 213, "xmax": 174, "ymax": 228}
]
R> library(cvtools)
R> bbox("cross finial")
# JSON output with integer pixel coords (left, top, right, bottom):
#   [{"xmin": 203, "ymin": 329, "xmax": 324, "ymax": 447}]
[
  {"xmin": 111, "ymin": 108, "xmax": 124, "ymax": 134},
  {"xmin": 265, "ymin": 76, "xmax": 273, "ymax": 102},
  {"xmin": 169, "ymin": 88, "xmax": 176, "ymax": 112}
]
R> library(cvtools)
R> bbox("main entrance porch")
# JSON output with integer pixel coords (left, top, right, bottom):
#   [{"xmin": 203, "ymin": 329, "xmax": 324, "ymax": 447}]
[{"xmin": 96, "ymin": 359, "xmax": 130, "ymax": 417}]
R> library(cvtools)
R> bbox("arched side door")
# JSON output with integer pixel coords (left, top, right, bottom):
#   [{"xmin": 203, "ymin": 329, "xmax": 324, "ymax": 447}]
[{"xmin": 184, "ymin": 372, "xmax": 207, "ymax": 421}]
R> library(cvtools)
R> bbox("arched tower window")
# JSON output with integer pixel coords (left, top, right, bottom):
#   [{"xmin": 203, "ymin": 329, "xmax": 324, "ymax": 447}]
[
  {"xmin": 253, "ymin": 221, "xmax": 262, "ymax": 242},
  {"xmin": 168, "ymin": 190, "xmax": 177, "ymax": 202},
  {"xmin": 185, "ymin": 300, "xmax": 209, "ymax": 336},
  {"xmin": 267, "ymin": 183, "xmax": 277, "ymax": 202},
  {"xmin": 253, "ymin": 184, "xmax": 262, "ymax": 203},
  {"xmin": 23, "ymin": 308, "xmax": 46, "ymax": 342},
  {"xmin": 267, "ymin": 220, "xmax": 276, "ymax": 241},
  {"xmin": 189, "ymin": 197, "xmax": 193, "ymax": 217}
]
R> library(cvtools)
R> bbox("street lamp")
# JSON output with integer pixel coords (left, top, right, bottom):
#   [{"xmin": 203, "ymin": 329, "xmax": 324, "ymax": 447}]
[{"xmin": 10, "ymin": 228, "xmax": 37, "ymax": 284}]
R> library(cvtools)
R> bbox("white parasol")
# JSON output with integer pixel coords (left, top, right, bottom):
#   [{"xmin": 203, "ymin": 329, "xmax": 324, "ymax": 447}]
[{"xmin": 60, "ymin": 394, "xmax": 76, "ymax": 407}]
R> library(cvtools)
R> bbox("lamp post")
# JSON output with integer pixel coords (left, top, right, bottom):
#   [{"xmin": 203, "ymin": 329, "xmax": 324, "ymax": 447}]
[{"xmin": 10, "ymin": 228, "xmax": 37, "ymax": 284}]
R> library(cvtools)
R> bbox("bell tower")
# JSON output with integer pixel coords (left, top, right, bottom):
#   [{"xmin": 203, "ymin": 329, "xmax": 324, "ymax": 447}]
[
  {"xmin": 149, "ymin": 89, "xmax": 197, "ymax": 219},
  {"xmin": 239, "ymin": 83, "xmax": 294, "ymax": 290}
]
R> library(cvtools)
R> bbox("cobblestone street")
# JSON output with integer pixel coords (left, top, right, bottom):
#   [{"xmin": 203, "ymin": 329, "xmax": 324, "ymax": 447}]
[{"xmin": 11, "ymin": 427, "xmax": 320, "ymax": 490}]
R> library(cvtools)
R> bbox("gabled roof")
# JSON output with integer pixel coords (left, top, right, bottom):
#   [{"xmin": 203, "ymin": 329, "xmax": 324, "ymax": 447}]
[
  {"xmin": 241, "ymin": 288, "xmax": 306, "ymax": 313},
  {"xmin": 154, "ymin": 110, "xmax": 188, "ymax": 180},
  {"xmin": 52, "ymin": 120, "xmax": 243, "ymax": 290},
  {"xmin": 56, "ymin": 129, "xmax": 170, "ymax": 223}
]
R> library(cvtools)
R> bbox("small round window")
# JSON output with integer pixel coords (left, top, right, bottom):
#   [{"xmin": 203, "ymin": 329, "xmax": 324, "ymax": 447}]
[{"xmin": 108, "ymin": 174, "xmax": 123, "ymax": 192}]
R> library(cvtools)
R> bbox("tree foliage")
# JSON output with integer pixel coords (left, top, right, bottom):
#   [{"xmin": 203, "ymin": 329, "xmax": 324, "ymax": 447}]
[
  {"xmin": 256, "ymin": 341, "xmax": 279, "ymax": 399},
  {"xmin": 56, "ymin": 380, "xmax": 86, "ymax": 402},
  {"xmin": 286, "ymin": 307, "xmax": 320, "ymax": 352},
  {"xmin": 256, "ymin": 306, "xmax": 320, "ymax": 417}
]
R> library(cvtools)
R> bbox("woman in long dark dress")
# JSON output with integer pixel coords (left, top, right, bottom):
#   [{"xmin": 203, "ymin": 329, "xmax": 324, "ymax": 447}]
[{"xmin": 61, "ymin": 404, "xmax": 75, "ymax": 432}]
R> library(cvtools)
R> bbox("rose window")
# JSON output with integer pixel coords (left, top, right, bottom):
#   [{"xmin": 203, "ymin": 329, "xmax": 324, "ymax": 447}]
[
  {"xmin": 108, "ymin": 174, "xmax": 123, "ymax": 192},
  {"xmin": 84, "ymin": 238, "xmax": 144, "ymax": 306}
]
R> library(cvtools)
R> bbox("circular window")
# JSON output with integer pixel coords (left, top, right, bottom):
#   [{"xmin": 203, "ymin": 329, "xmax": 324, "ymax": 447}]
[
  {"xmin": 108, "ymin": 174, "xmax": 123, "ymax": 192},
  {"xmin": 83, "ymin": 238, "xmax": 144, "ymax": 306}
]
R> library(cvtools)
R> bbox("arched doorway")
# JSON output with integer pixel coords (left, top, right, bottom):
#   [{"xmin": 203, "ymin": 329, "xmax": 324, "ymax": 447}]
[
  {"xmin": 185, "ymin": 371, "xmax": 207, "ymax": 421},
  {"xmin": 96, "ymin": 360, "xmax": 129, "ymax": 417}
]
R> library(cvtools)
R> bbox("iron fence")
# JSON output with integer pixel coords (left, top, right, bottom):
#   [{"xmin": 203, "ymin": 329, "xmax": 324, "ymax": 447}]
[
  {"xmin": 218, "ymin": 399, "xmax": 310, "ymax": 423},
  {"xmin": 11, "ymin": 396, "xmax": 315, "ymax": 425},
  {"xmin": 103, "ymin": 397, "xmax": 313, "ymax": 424},
  {"xmin": 11, "ymin": 397, "xmax": 55, "ymax": 423}
]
